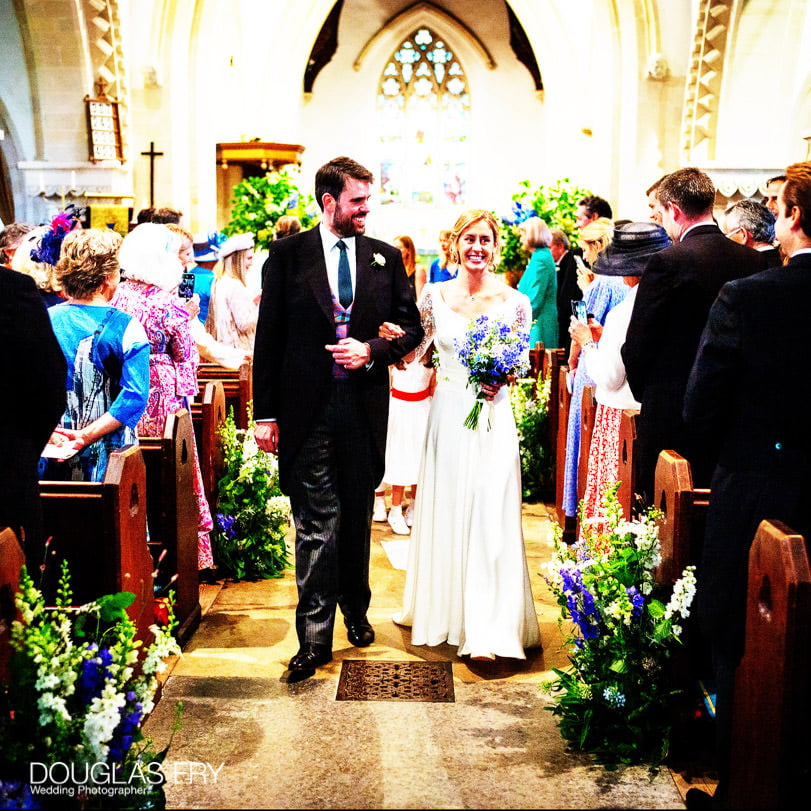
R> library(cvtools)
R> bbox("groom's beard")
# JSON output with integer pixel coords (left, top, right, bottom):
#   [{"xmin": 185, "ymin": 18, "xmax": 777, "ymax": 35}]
[{"xmin": 332, "ymin": 204, "xmax": 367, "ymax": 237}]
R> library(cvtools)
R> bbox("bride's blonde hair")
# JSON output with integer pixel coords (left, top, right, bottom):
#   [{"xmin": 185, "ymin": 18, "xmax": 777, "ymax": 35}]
[{"xmin": 448, "ymin": 209, "xmax": 501, "ymax": 268}]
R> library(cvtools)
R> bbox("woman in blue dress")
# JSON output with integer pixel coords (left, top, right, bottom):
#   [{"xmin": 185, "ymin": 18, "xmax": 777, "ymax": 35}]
[
  {"xmin": 40, "ymin": 229, "xmax": 150, "ymax": 483},
  {"xmin": 561, "ymin": 218, "xmax": 628, "ymax": 520}
]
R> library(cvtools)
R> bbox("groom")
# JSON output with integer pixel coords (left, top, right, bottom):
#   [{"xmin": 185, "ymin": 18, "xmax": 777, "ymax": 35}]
[{"xmin": 253, "ymin": 156, "xmax": 423, "ymax": 681}]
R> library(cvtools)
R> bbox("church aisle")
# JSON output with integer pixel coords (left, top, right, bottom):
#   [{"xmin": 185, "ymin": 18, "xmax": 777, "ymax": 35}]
[{"xmin": 141, "ymin": 503, "xmax": 685, "ymax": 809}]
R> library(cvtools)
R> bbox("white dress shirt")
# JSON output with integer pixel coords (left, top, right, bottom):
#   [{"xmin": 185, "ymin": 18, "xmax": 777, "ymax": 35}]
[{"xmin": 319, "ymin": 221, "xmax": 357, "ymax": 302}]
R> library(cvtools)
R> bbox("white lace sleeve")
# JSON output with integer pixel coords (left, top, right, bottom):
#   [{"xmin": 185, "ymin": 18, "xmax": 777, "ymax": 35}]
[
  {"xmin": 512, "ymin": 291, "xmax": 532, "ymax": 372},
  {"xmin": 411, "ymin": 283, "xmax": 437, "ymax": 364}
]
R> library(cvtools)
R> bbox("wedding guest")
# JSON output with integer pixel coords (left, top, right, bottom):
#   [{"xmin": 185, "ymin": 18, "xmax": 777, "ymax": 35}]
[
  {"xmin": 517, "ymin": 216, "xmax": 558, "ymax": 349},
  {"xmin": 428, "ymin": 229, "xmax": 458, "ymax": 282},
  {"xmin": 40, "ymin": 228, "xmax": 150, "ymax": 484},
  {"xmin": 723, "ymin": 199, "xmax": 782, "ymax": 267},
  {"xmin": 274, "ymin": 215, "xmax": 301, "ymax": 241},
  {"xmin": 168, "ymin": 223, "xmax": 249, "ymax": 370},
  {"xmin": 561, "ymin": 217, "xmax": 625, "ymax": 525},
  {"xmin": 190, "ymin": 231, "xmax": 220, "ymax": 324},
  {"xmin": 253, "ymin": 156, "xmax": 422, "ymax": 681},
  {"xmin": 11, "ymin": 208, "xmax": 84, "ymax": 307},
  {"xmin": 0, "ymin": 263, "xmax": 66, "ymax": 575},
  {"xmin": 621, "ymin": 167, "xmax": 766, "ymax": 505},
  {"xmin": 550, "ymin": 227, "xmax": 581, "ymax": 354},
  {"xmin": 575, "ymin": 195, "xmax": 613, "ymax": 229},
  {"xmin": 114, "ymin": 222, "xmax": 216, "ymax": 574},
  {"xmin": 0, "ymin": 221, "xmax": 34, "ymax": 266},
  {"xmin": 393, "ymin": 209, "xmax": 541, "ymax": 660},
  {"xmin": 763, "ymin": 174, "xmax": 785, "ymax": 218},
  {"xmin": 206, "ymin": 232, "xmax": 258, "ymax": 354},
  {"xmin": 569, "ymin": 222, "xmax": 670, "ymax": 525},
  {"xmin": 394, "ymin": 234, "xmax": 427, "ymax": 301}
]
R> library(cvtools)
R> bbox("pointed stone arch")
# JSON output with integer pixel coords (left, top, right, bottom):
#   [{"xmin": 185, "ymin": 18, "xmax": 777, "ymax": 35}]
[{"xmin": 353, "ymin": 1, "xmax": 496, "ymax": 74}]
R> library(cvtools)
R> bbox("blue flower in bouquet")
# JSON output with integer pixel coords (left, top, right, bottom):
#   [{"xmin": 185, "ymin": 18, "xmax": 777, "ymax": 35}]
[{"xmin": 454, "ymin": 314, "xmax": 529, "ymax": 430}]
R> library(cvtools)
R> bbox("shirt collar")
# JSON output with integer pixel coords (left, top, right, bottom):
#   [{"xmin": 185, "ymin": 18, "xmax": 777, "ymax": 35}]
[{"xmin": 319, "ymin": 221, "xmax": 355, "ymax": 252}]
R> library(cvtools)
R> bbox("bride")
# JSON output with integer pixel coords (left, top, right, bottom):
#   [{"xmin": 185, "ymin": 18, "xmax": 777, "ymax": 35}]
[{"xmin": 389, "ymin": 209, "xmax": 541, "ymax": 660}]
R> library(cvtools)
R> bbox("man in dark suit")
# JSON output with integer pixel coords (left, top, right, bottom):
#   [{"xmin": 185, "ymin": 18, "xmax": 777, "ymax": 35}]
[
  {"xmin": 253, "ymin": 156, "xmax": 423, "ymax": 681},
  {"xmin": 682, "ymin": 161, "xmax": 811, "ymax": 808},
  {"xmin": 0, "ymin": 265, "xmax": 66, "ymax": 574},
  {"xmin": 550, "ymin": 228, "xmax": 581, "ymax": 354},
  {"xmin": 621, "ymin": 167, "xmax": 766, "ymax": 505},
  {"xmin": 722, "ymin": 198, "xmax": 782, "ymax": 268}
]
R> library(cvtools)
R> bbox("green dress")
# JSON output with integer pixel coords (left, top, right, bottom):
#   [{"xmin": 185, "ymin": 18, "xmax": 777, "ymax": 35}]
[{"xmin": 517, "ymin": 246, "xmax": 559, "ymax": 349}]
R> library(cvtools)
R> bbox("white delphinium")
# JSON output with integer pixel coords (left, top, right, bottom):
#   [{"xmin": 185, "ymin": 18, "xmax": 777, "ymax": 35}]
[
  {"xmin": 665, "ymin": 565, "xmax": 697, "ymax": 621},
  {"xmin": 82, "ymin": 680, "xmax": 127, "ymax": 762}
]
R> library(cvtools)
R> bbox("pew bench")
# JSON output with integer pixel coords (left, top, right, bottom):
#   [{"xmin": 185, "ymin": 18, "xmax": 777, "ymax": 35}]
[
  {"xmin": 189, "ymin": 379, "xmax": 226, "ymax": 514},
  {"xmin": 138, "ymin": 409, "xmax": 201, "ymax": 647},
  {"xmin": 197, "ymin": 360, "xmax": 252, "ymax": 430},
  {"xmin": 729, "ymin": 519, "xmax": 811, "ymax": 809},
  {"xmin": 653, "ymin": 449, "xmax": 710, "ymax": 589},
  {"xmin": 39, "ymin": 445, "xmax": 155, "ymax": 651}
]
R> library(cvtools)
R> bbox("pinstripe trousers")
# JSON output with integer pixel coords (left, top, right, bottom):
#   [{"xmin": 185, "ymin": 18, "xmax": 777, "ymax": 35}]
[{"xmin": 286, "ymin": 380, "xmax": 377, "ymax": 648}]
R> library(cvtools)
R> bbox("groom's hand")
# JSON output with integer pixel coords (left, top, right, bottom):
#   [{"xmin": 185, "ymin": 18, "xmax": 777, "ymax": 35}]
[
  {"xmin": 255, "ymin": 421, "xmax": 279, "ymax": 455},
  {"xmin": 325, "ymin": 338, "xmax": 372, "ymax": 370}
]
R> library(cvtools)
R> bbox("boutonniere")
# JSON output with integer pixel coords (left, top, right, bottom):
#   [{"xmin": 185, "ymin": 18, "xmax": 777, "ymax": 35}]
[{"xmin": 371, "ymin": 252, "xmax": 386, "ymax": 268}]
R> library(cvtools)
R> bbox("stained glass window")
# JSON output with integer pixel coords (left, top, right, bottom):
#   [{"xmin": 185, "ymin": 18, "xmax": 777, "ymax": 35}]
[{"xmin": 377, "ymin": 28, "xmax": 469, "ymax": 206}]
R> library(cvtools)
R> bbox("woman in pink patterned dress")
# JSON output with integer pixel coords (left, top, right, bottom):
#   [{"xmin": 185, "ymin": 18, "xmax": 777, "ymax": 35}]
[{"xmin": 114, "ymin": 223, "xmax": 215, "ymax": 575}]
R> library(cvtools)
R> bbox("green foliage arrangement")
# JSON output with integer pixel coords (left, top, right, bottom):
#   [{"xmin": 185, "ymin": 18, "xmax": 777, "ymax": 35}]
[
  {"xmin": 497, "ymin": 177, "xmax": 594, "ymax": 273},
  {"xmin": 509, "ymin": 372, "xmax": 554, "ymax": 502},
  {"xmin": 212, "ymin": 407, "xmax": 291, "ymax": 580},
  {"xmin": 544, "ymin": 484, "xmax": 697, "ymax": 768},
  {"xmin": 224, "ymin": 169, "xmax": 318, "ymax": 250},
  {"xmin": 0, "ymin": 562, "xmax": 181, "ymax": 809}
]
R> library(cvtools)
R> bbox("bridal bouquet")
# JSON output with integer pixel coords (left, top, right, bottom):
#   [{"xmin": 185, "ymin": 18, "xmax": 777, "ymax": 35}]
[
  {"xmin": 455, "ymin": 314, "xmax": 529, "ymax": 430},
  {"xmin": 544, "ymin": 483, "xmax": 697, "ymax": 767}
]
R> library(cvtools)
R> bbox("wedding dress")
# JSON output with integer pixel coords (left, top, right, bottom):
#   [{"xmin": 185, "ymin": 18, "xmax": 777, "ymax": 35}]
[{"xmin": 393, "ymin": 283, "xmax": 541, "ymax": 659}]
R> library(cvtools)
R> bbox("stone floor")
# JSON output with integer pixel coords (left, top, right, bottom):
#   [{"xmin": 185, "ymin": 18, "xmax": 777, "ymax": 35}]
[{"xmin": 142, "ymin": 502, "xmax": 689, "ymax": 809}]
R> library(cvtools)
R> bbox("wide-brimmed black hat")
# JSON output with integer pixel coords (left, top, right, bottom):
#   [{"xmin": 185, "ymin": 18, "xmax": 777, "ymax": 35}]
[{"xmin": 592, "ymin": 221, "xmax": 670, "ymax": 277}]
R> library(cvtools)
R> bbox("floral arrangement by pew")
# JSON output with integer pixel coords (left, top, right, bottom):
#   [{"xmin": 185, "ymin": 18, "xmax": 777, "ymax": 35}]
[
  {"xmin": 212, "ymin": 406, "xmax": 291, "ymax": 580},
  {"xmin": 0, "ymin": 561, "xmax": 181, "ymax": 809},
  {"xmin": 454, "ymin": 314, "xmax": 529, "ymax": 430},
  {"xmin": 544, "ymin": 483, "xmax": 697, "ymax": 768},
  {"xmin": 509, "ymin": 371, "xmax": 554, "ymax": 502}
]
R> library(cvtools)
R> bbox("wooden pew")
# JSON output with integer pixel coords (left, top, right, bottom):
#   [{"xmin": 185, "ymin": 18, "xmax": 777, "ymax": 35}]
[
  {"xmin": 576, "ymin": 385, "xmax": 597, "ymax": 508},
  {"xmin": 728, "ymin": 519, "xmax": 811, "ymax": 809},
  {"xmin": 616, "ymin": 409, "xmax": 639, "ymax": 518},
  {"xmin": 554, "ymin": 363, "xmax": 576, "ymax": 541},
  {"xmin": 0, "ymin": 526, "xmax": 25, "ymax": 684},
  {"xmin": 189, "ymin": 380, "xmax": 226, "ymax": 514},
  {"xmin": 197, "ymin": 359, "xmax": 252, "ymax": 430},
  {"xmin": 542, "ymin": 348, "xmax": 566, "ymax": 460},
  {"xmin": 652, "ymin": 450, "xmax": 710, "ymax": 588},
  {"xmin": 39, "ymin": 445, "xmax": 154, "ymax": 650},
  {"xmin": 138, "ymin": 409, "xmax": 201, "ymax": 647}
]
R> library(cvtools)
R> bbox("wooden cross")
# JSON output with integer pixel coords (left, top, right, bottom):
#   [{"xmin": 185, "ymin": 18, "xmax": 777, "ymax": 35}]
[{"xmin": 140, "ymin": 141, "xmax": 164, "ymax": 207}]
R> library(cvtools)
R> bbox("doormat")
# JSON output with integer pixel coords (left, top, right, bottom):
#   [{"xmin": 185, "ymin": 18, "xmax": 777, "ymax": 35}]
[{"xmin": 335, "ymin": 660, "xmax": 455, "ymax": 702}]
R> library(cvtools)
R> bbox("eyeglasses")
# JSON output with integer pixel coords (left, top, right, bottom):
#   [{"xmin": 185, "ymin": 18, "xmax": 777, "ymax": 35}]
[{"xmin": 723, "ymin": 226, "xmax": 743, "ymax": 239}]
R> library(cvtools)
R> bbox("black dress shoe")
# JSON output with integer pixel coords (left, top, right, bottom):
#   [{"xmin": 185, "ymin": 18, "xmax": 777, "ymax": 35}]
[
  {"xmin": 289, "ymin": 644, "xmax": 332, "ymax": 671},
  {"xmin": 346, "ymin": 618, "xmax": 375, "ymax": 647},
  {"xmin": 685, "ymin": 788, "xmax": 717, "ymax": 810}
]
